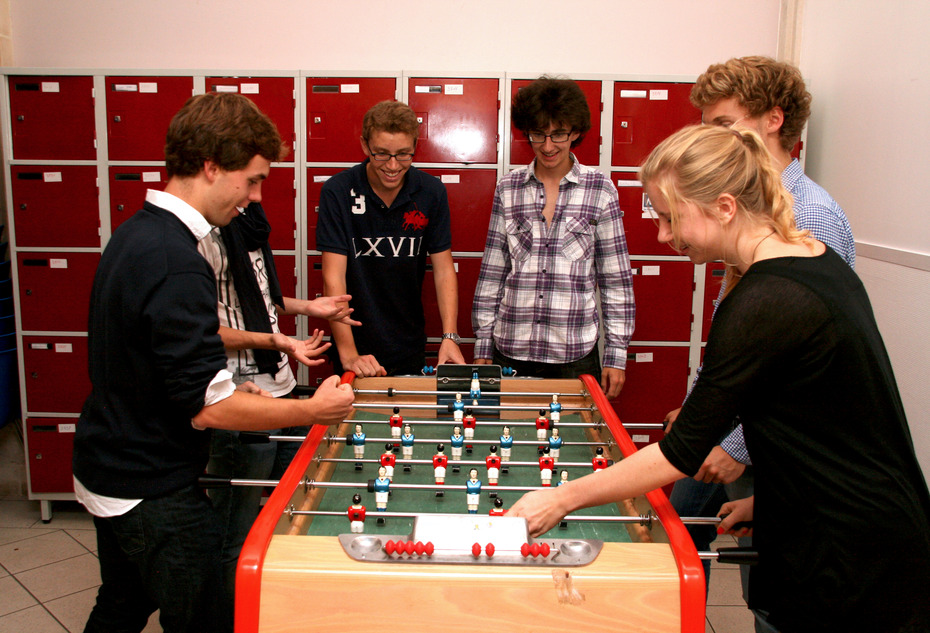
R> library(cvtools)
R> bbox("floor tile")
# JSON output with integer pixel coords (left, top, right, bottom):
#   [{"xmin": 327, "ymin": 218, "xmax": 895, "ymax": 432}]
[
  {"xmin": 0, "ymin": 604, "xmax": 68, "ymax": 632},
  {"xmin": 39, "ymin": 502, "xmax": 95, "ymax": 530},
  {"xmin": 0, "ymin": 499, "xmax": 43, "ymax": 528},
  {"xmin": 0, "ymin": 526, "xmax": 57, "ymax": 546},
  {"xmin": 14, "ymin": 553, "xmax": 101, "ymax": 603},
  {"xmin": 0, "ymin": 530, "xmax": 88, "ymax": 574},
  {"xmin": 65, "ymin": 528, "xmax": 97, "ymax": 553},
  {"xmin": 706, "ymin": 604, "xmax": 755, "ymax": 632},
  {"xmin": 43, "ymin": 586, "xmax": 96, "ymax": 633},
  {"xmin": 707, "ymin": 566, "xmax": 746, "ymax": 607},
  {"xmin": 0, "ymin": 574, "xmax": 39, "ymax": 617}
]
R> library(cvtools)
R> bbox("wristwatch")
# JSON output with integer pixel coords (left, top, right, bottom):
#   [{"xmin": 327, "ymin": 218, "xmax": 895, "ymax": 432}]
[{"xmin": 441, "ymin": 332, "xmax": 461, "ymax": 345}]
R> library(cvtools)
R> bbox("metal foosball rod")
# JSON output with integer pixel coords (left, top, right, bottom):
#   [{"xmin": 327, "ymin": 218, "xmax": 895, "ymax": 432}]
[
  {"xmin": 352, "ymin": 387, "xmax": 585, "ymax": 399},
  {"xmin": 352, "ymin": 402, "xmax": 590, "ymax": 413},
  {"xmin": 315, "ymin": 457, "xmax": 607, "ymax": 469}
]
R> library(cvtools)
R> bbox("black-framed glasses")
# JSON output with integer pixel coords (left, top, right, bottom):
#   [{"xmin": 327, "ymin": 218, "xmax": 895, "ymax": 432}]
[
  {"xmin": 367, "ymin": 143, "xmax": 415, "ymax": 162},
  {"xmin": 527, "ymin": 131, "xmax": 572, "ymax": 144}
]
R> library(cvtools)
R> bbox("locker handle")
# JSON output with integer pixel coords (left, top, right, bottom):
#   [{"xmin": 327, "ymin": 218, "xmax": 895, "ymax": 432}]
[
  {"xmin": 17, "ymin": 172, "xmax": 43, "ymax": 180},
  {"xmin": 14, "ymin": 83, "xmax": 40, "ymax": 91},
  {"xmin": 114, "ymin": 173, "xmax": 142, "ymax": 181},
  {"xmin": 23, "ymin": 259, "xmax": 50, "ymax": 266},
  {"xmin": 311, "ymin": 85, "xmax": 339, "ymax": 93},
  {"xmin": 32, "ymin": 425, "xmax": 57, "ymax": 432}
]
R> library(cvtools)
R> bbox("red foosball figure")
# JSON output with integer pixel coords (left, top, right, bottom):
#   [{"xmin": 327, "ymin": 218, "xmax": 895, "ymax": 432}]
[
  {"xmin": 539, "ymin": 447, "xmax": 555, "ymax": 486},
  {"xmin": 380, "ymin": 443, "xmax": 397, "ymax": 480},
  {"xmin": 486, "ymin": 445, "xmax": 501, "ymax": 484},
  {"xmin": 433, "ymin": 444, "xmax": 448, "ymax": 497},
  {"xmin": 592, "ymin": 446, "xmax": 609, "ymax": 473},
  {"xmin": 389, "ymin": 407, "xmax": 404, "ymax": 446},
  {"xmin": 347, "ymin": 494, "xmax": 366, "ymax": 533},
  {"xmin": 489, "ymin": 496, "xmax": 506, "ymax": 516}
]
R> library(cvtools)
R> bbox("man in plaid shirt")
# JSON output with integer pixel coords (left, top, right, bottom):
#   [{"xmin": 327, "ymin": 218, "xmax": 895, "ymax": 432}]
[{"xmin": 472, "ymin": 77, "xmax": 634, "ymax": 398}]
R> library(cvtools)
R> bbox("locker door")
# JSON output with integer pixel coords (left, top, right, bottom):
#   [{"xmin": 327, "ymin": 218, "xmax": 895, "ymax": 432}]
[
  {"xmin": 17, "ymin": 252, "xmax": 101, "ymax": 332},
  {"xmin": 22, "ymin": 336, "xmax": 90, "ymax": 413},
  {"xmin": 611, "ymin": 81, "xmax": 700, "ymax": 167},
  {"xmin": 629, "ymin": 261, "xmax": 694, "ymax": 342},
  {"xmin": 106, "ymin": 76, "xmax": 194, "ymax": 161},
  {"xmin": 26, "ymin": 417, "xmax": 77, "ymax": 494},
  {"xmin": 421, "ymin": 256, "xmax": 481, "ymax": 339},
  {"xmin": 509, "ymin": 79, "xmax": 602, "ymax": 167},
  {"xmin": 206, "ymin": 77, "xmax": 296, "ymax": 154},
  {"xmin": 303, "ymin": 254, "xmax": 335, "ymax": 337},
  {"xmin": 10, "ymin": 166, "xmax": 100, "ymax": 248},
  {"xmin": 611, "ymin": 345, "xmax": 690, "ymax": 434},
  {"xmin": 306, "ymin": 77, "xmax": 397, "ymax": 162},
  {"xmin": 8, "ymin": 76, "xmax": 96, "ymax": 160},
  {"xmin": 306, "ymin": 168, "xmax": 345, "ymax": 251},
  {"xmin": 407, "ymin": 77, "xmax": 499, "ymax": 164},
  {"xmin": 612, "ymin": 171, "xmax": 675, "ymax": 257},
  {"xmin": 702, "ymin": 262, "xmax": 727, "ymax": 341},
  {"xmin": 419, "ymin": 168, "xmax": 497, "ymax": 252},
  {"xmin": 109, "ymin": 167, "xmax": 168, "ymax": 233},
  {"xmin": 261, "ymin": 166, "xmax": 297, "ymax": 251},
  {"xmin": 272, "ymin": 254, "xmax": 297, "ymax": 337}
]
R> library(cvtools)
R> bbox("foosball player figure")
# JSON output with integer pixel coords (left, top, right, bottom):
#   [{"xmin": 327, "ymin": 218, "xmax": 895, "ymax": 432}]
[
  {"xmin": 592, "ymin": 446, "xmax": 609, "ymax": 473},
  {"xmin": 450, "ymin": 425, "xmax": 464, "ymax": 473},
  {"xmin": 352, "ymin": 424, "xmax": 366, "ymax": 471},
  {"xmin": 433, "ymin": 444, "xmax": 448, "ymax": 497},
  {"xmin": 539, "ymin": 447, "xmax": 555, "ymax": 486},
  {"xmin": 401, "ymin": 424, "xmax": 415, "ymax": 472},
  {"xmin": 466, "ymin": 468, "xmax": 482, "ymax": 514},
  {"xmin": 549, "ymin": 394, "xmax": 562, "ymax": 424},
  {"xmin": 470, "ymin": 370, "xmax": 481, "ymax": 400},
  {"xmin": 347, "ymin": 494, "xmax": 366, "ymax": 533},
  {"xmin": 500, "ymin": 425, "xmax": 513, "ymax": 473},
  {"xmin": 556, "ymin": 471, "xmax": 569, "ymax": 527},
  {"xmin": 486, "ymin": 445, "xmax": 501, "ymax": 492},
  {"xmin": 389, "ymin": 407, "xmax": 404, "ymax": 449},
  {"xmin": 452, "ymin": 393, "xmax": 465, "ymax": 423},
  {"xmin": 463, "ymin": 408, "xmax": 477, "ymax": 453},
  {"xmin": 373, "ymin": 467, "xmax": 390, "ymax": 523},
  {"xmin": 489, "ymin": 496, "xmax": 505, "ymax": 517},
  {"xmin": 548, "ymin": 427, "xmax": 562, "ymax": 461},
  {"xmin": 535, "ymin": 409, "xmax": 550, "ymax": 452},
  {"xmin": 379, "ymin": 443, "xmax": 396, "ymax": 481}
]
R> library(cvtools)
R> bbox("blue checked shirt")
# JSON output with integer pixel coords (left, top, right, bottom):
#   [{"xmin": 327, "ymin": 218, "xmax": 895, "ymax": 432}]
[
  {"xmin": 472, "ymin": 157, "xmax": 635, "ymax": 369},
  {"xmin": 710, "ymin": 159, "xmax": 856, "ymax": 463}
]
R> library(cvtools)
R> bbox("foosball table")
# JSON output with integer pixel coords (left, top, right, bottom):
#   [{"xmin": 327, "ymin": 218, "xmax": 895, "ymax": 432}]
[{"xmin": 234, "ymin": 368, "xmax": 705, "ymax": 632}]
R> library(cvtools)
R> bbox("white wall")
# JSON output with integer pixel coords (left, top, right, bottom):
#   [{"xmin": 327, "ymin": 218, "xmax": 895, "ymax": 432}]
[
  {"xmin": 9, "ymin": 0, "xmax": 779, "ymax": 75},
  {"xmin": 800, "ymin": 0, "xmax": 930, "ymax": 478}
]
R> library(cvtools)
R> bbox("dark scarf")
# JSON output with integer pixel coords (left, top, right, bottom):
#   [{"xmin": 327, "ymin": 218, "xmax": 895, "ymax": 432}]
[{"xmin": 219, "ymin": 202, "xmax": 284, "ymax": 377}]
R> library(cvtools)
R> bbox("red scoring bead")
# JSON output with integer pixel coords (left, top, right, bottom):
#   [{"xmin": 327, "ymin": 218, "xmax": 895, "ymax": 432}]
[
  {"xmin": 404, "ymin": 541, "xmax": 416, "ymax": 555},
  {"xmin": 472, "ymin": 542, "xmax": 482, "ymax": 557},
  {"xmin": 529, "ymin": 543, "xmax": 541, "ymax": 557},
  {"xmin": 540, "ymin": 543, "xmax": 551, "ymax": 557},
  {"xmin": 521, "ymin": 543, "xmax": 530, "ymax": 557},
  {"xmin": 425, "ymin": 542, "xmax": 435, "ymax": 556},
  {"xmin": 384, "ymin": 540, "xmax": 396, "ymax": 555},
  {"xmin": 485, "ymin": 543, "xmax": 495, "ymax": 557},
  {"xmin": 415, "ymin": 541, "xmax": 425, "ymax": 555}
]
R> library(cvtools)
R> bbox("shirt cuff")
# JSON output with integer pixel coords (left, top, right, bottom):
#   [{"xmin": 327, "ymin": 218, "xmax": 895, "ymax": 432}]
[
  {"xmin": 601, "ymin": 347, "xmax": 627, "ymax": 371},
  {"xmin": 192, "ymin": 369, "xmax": 235, "ymax": 430},
  {"xmin": 720, "ymin": 424, "xmax": 752, "ymax": 465},
  {"xmin": 473, "ymin": 338, "xmax": 493, "ymax": 360}
]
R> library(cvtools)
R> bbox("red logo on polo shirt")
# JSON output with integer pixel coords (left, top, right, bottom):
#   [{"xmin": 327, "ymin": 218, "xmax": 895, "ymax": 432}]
[{"xmin": 402, "ymin": 209, "xmax": 428, "ymax": 232}]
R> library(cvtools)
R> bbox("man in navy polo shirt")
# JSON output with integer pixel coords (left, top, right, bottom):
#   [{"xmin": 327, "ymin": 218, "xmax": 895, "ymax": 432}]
[{"xmin": 317, "ymin": 100, "xmax": 465, "ymax": 375}]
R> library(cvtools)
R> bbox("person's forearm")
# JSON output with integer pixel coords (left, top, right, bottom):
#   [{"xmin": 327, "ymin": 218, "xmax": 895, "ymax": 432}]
[
  {"xmin": 217, "ymin": 325, "xmax": 276, "ymax": 351},
  {"xmin": 194, "ymin": 390, "xmax": 315, "ymax": 430}
]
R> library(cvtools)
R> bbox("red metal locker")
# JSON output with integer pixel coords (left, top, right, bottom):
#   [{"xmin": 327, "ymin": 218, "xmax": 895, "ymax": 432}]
[
  {"xmin": 22, "ymin": 336, "xmax": 90, "ymax": 413},
  {"xmin": 106, "ymin": 76, "xmax": 194, "ymax": 161},
  {"xmin": 109, "ymin": 166, "xmax": 168, "ymax": 233},
  {"xmin": 17, "ymin": 252, "xmax": 101, "ymax": 332},
  {"xmin": 26, "ymin": 417, "xmax": 77, "ymax": 494},
  {"xmin": 611, "ymin": 345, "xmax": 690, "ymax": 436},
  {"xmin": 8, "ymin": 75, "xmax": 96, "ymax": 160},
  {"xmin": 611, "ymin": 81, "xmax": 700, "ymax": 167},
  {"xmin": 612, "ymin": 171, "xmax": 679, "ymax": 257},
  {"xmin": 306, "ymin": 77, "xmax": 397, "ymax": 162},
  {"xmin": 421, "ymin": 256, "xmax": 481, "ymax": 339},
  {"xmin": 272, "ymin": 254, "xmax": 297, "ymax": 336},
  {"xmin": 419, "ymin": 168, "xmax": 497, "ymax": 252},
  {"xmin": 407, "ymin": 77, "xmax": 499, "ymax": 164},
  {"xmin": 702, "ymin": 262, "xmax": 727, "ymax": 341},
  {"xmin": 261, "ymin": 166, "xmax": 296, "ymax": 251},
  {"xmin": 304, "ymin": 356, "xmax": 337, "ymax": 388},
  {"xmin": 303, "ymin": 254, "xmax": 335, "ymax": 337},
  {"xmin": 509, "ymin": 78, "xmax": 602, "ymax": 167},
  {"xmin": 206, "ymin": 77, "xmax": 296, "ymax": 154},
  {"xmin": 629, "ymin": 260, "xmax": 694, "ymax": 342},
  {"xmin": 10, "ymin": 166, "xmax": 100, "ymax": 248},
  {"xmin": 306, "ymin": 168, "xmax": 346, "ymax": 251}
]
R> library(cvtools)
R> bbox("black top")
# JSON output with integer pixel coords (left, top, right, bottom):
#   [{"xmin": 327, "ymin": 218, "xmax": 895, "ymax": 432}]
[
  {"xmin": 315, "ymin": 161, "xmax": 451, "ymax": 370},
  {"xmin": 660, "ymin": 247, "xmax": 930, "ymax": 633},
  {"xmin": 73, "ymin": 202, "xmax": 227, "ymax": 499}
]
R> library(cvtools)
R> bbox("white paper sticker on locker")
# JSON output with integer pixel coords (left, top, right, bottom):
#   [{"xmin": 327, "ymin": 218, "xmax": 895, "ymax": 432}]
[
  {"xmin": 649, "ymin": 90, "xmax": 669, "ymax": 101},
  {"xmin": 634, "ymin": 353, "xmax": 654, "ymax": 363},
  {"xmin": 49, "ymin": 259, "xmax": 69, "ymax": 269},
  {"xmin": 340, "ymin": 84, "xmax": 360, "ymax": 93},
  {"xmin": 240, "ymin": 83, "xmax": 260, "ymax": 94},
  {"xmin": 54, "ymin": 344, "xmax": 74, "ymax": 353},
  {"xmin": 41, "ymin": 82, "xmax": 60, "ymax": 93},
  {"xmin": 139, "ymin": 83, "xmax": 159, "ymax": 93},
  {"xmin": 43, "ymin": 172, "xmax": 62, "ymax": 183},
  {"xmin": 444, "ymin": 84, "xmax": 464, "ymax": 95}
]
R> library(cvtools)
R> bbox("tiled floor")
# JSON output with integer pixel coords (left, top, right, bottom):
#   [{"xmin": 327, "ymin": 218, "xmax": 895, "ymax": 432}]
[{"xmin": 0, "ymin": 423, "xmax": 755, "ymax": 632}]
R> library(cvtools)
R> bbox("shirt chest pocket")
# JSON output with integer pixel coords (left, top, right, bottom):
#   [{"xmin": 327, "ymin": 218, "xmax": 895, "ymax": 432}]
[
  {"xmin": 561, "ymin": 217, "xmax": 595, "ymax": 261},
  {"xmin": 506, "ymin": 217, "xmax": 534, "ymax": 262}
]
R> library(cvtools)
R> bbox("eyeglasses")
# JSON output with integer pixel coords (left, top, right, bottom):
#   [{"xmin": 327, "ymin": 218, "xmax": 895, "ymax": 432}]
[
  {"xmin": 526, "ymin": 131, "xmax": 573, "ymax": 144},
  {"xmin": 367, "ymin": 143, "xmax": 415, "ymax": 162}
]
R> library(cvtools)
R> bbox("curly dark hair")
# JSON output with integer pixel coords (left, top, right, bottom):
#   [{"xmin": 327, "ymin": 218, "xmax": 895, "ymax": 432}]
[
  {"xmin": 362, "ymin": 100, "xmax": 419, "ymax": 144},
  {"xmin": 511, "ymin": 76, "xmax": 591, "ymax": 148}
]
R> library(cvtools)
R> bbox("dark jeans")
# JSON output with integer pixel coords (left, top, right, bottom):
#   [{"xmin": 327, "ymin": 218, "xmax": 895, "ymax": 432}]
[
  {"xmin": 84, "ymin": 484, "xmax": 229, "ymax": 633},
  {"xmin": 491, "ymin": 345, "xmax": 602, "ymax": 382}
]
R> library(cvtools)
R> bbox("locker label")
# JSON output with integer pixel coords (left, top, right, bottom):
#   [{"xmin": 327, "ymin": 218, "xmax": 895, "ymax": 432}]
[
  {"xmin": 49, "ymin": 259, "xmax": 69, "ymax": 269},
  {"xmin": 58, "ymin": 424, "xmax": 76, "ymax": 433},
  {"xmin": 619, "ymin": 90, "xmax": 647, "ymax": 99},
  {"xmin": 54, "ymin": 343, "xmax": 74, "ymax": 353},
  {"xmin": 139, "ymin": 82, "xmax": 158, "ymax": 93},
  {"xmin": 649, "ymin": 90, "xmax": 669, "ymax": 101},
  {"xmin": 241, "ymin": 83, "xmax": 260, "ymax": 94},
  {"xmin": 615, "ymin": 179, "xmax": 642, "ymax": 187},
  {"xmin": 113, "ymin": 84, "xmax": 138, "ymax": 92},
  {"xmin": 340, "ymin": 84, "xmax": 360, "ymax": 93},
  {"xmin": 142, "ymin": 171, "xmax": 161, "ymax": 182},
  {"xmin": 41, "ymin": 82, "xmax": 60, "ymax": 93},
  {"xmin": 215, "ymin": 85, "xmax": 239, "ymax": 93},
  {"xmin": 415, "ymin": 85, "xmax": 442, "ymax": 93},
  {"xmin": 30, "ymin": 343, "xmax": 53, "ymax": 350},
  {"xmin": 440, "ymin": 175, "xmax": 460, "ymax": 184},
  {"xmin": 642, "ymin": 265, "xmax": 661, "ymax": 276},
  {"xmin": 631, "ymin": 434, "xmax": 649, "ymax": 443},
  {"xmin": 43, "ymin": 172, "xmax": 63, "ymax": 183},
  {"xmin": 634, "ymin": 352, "xmax": 654, "ymax": 363},
  {"xmin": 444, "ymin": 84, "xmax": 464, "ymax": 95},
  {"xmin": 313, "ymin": 175, "xmax": 331, "ymax": 183}
]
